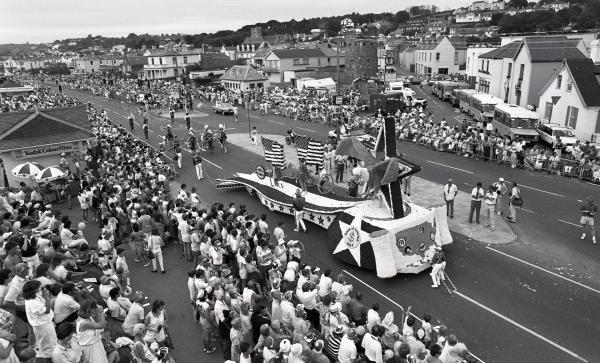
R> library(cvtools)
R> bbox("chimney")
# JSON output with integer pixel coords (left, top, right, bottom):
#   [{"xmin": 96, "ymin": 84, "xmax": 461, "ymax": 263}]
[{"xmin": 591, "ymin": 39, "xmax": 600, "ymax": 64}]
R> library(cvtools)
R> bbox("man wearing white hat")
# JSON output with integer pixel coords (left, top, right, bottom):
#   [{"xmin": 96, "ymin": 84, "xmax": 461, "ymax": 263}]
[{"xmin": 492, "ymin": 177, "xmax": 507, "ymax": 215}]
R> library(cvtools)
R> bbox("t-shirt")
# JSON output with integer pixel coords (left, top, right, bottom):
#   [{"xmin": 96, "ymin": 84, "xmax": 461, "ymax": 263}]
[
  {"xmin": 54, "ymin": 293, "xmax": 80, "ymax": 323},
  {"xmin": 581, "ymin": 204, "xmax": 597, "ymax": 217},
  {"xmin": 293, "ymin": 197, "xmax": 306, "ymax": 211}
]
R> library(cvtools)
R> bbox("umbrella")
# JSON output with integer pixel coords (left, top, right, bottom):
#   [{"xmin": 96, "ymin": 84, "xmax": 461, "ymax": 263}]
[
  {"xmin": 35, "ymin": 166, "xmax": 67, "ymax": 182},
  {"xmin": 335, "ymin": 137, "xmax": 376, "ymax": 165},
  {"xmin": 11, "ymin": 162, "xmax": 44, "ymax": 178}
]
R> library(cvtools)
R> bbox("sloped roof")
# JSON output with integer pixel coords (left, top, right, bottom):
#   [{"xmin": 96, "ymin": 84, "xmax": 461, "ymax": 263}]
[
  {"xmin": 219, "ymin": 65, "xmax": 267, "ymax": 82},
  {"xmin": 524, "ymin": 36, "xmax": 586, "ymax": 62},
  {"xmin": 448, "ymin": 36, "xmax": 468, "ymax": 50},
  {"xmin": 123, "ymin": 56, "xmax": 147, "ymax": 66},
  {"xmin": 480, "ymin": 41, "xmax": 523, "ymax": 59},
  {"xmin": 566, "ymin": 58, "xmax": 600, "ymax": 107},
  {"xmin": 0, "ymin": 106, "xmax": 94, "ymax": 152},
  {"xmin": 271, "ymin": 48, "xmax": 325, "ymax": 59}
]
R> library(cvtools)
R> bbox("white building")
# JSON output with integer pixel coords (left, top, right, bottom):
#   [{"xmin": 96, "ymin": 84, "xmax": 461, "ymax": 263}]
[
  {"xmin": 143, "ymin": 51, "xmax": 200, "ymax": 80},
  {"xmin": 477, "ymin": 36, "xmax": 587, "ymax": 108},
  {"xmin": 538, "ymin": 58, "xmax": 600, "ymax": 142},
  {"xmin": 219, "ymin": 65, "xmax": 269, "ymax": 91},
  {"xmin": 465, "ymin": 45, "xmax": 498, "ymax": 88},
  {"xmin": 414, "ymin": 36, "xmax": 467, "ymax": 77},
  {"xmin": 74, "ymin": 57, "xmax": 101, "ymax": 73},
  {"xmin": 455, "ymin": 11, "xmax": 493, "ymax": 24}
]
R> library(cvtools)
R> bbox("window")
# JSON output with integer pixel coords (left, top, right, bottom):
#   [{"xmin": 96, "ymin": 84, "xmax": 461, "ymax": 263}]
[
  {"xmin": 481, "ymin": 59, "xmax": 485, "ymax": 71},
  {"xmin": 327, "ymin": 57, "xmax": 331, "ymax": 64},
  {"xmin": 567, "ymin": 83, "xmax": 572, "ymax": 92},
  {"xmin": 516, "ymin": 90, "xmax": 521, "ymax": 105},
  {"xmin": 544, "ymin": 102, "xmax": 553, "ymax": 121},
  {"xmin": 183, "ymin": 56, "xmax": 188, "ymax": 64},
  {"xmin": 454, "ymin": 51, "xmax": 459, "ymax": 64},
  {"xmin": 159, "ymin": 58, "xmax": 163, "ymax": 65},
  {"xmin": 486, "ymin": 60, "xmax": 489, "ymax": 73},
  {"xmin": 436, "ymin": 52, "xmax": 440, "ymax": 61},
  {"xmin": 518, "ymin": 64, "xmax": 524, "ymax": 81},
  {"xmin": 318, "ymin": 58, "xmax": 321, "ymax": 66},
  {"xmin": 293, "ymin": 59, "xmax": 301, "ymax": 66},
  {"xmin": 90, "ymin": 61, "xmax": 93, "ymax": 65},
  {"xmin": 172, "ymin": 57, "xmax": 177, "ymax": 64},
  {"xmin": 151, "ymin": 58, "xmax": 154, "ymax": 65},
  {"xmin": 302, "ymin": 58, "xmax": 309, "ymax": 65},
  {"xmin": 565, "ymin": 106, "xmax": 578, "ymax": 129},
  {"xmin": 557, "ymin": 75, "xmax": 562, "ymax": 89},
  {"xmin": 507, "ymin": 63, "xmax": 512, "ymax": 79},
  {"xmin": 478, "ymin": 79, "xmax": 490, "ymax": 93}
]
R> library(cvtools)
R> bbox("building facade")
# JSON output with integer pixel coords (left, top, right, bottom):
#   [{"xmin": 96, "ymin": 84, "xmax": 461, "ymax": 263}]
[
  {"xmin": 478, "ymin": 36, "xmax": 587, "ymax": 108},
  {"xmin": 219, "ymin": 65, "xmax": 269, "ymax": 91},
  {"xmin": 414, "ymin": 37, "xmax": 467, "ymax": 77},
  {"xmin": 143, "ymin": 51, "xmax": 200, "ymax": 80},
  {"xmin": 538, "ymin": 59, "xmax": 600, "ymax": 142},
  {"xmin": 345, "ymin": 37, "xmax": 378, "ymax": 79}
]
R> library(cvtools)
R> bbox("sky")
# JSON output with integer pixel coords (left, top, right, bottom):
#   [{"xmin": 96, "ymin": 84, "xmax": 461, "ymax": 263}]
[{"xmin": 1, "ymin": 0, "xmax": 473, "ymax": 44}]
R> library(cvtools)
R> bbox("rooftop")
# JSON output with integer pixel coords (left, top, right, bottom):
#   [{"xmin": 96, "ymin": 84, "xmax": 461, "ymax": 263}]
[
  {"xmin": 271, "ymin": 48, "xmax": 326, "ymax": 59},
  {"xmin": 565, "ymin": 58, "xmax": 600, "ymax": 107},
  {"xmin": 0, "ymin": 106, "xmax": 95, "ymax": 152},
  {"xmin": 219, "ymin": 65, "xmax": 268, "ymax": 82}
]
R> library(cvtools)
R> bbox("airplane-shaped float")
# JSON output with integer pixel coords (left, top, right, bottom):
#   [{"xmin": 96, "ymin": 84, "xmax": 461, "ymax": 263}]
[{"xmin": 217, "ymin": 117, "xmax": 452, "ymax": 278}]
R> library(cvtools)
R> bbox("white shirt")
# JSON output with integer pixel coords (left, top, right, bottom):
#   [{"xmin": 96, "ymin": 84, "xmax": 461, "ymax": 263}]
[
  {"xmin": 338, "ymin": 335, "xmax": 358, "ymax": 363},
  {"xmin": 54, "ymin": 292, "xmax": 80, "ymax": 323},
  {"xmin": 443, "ymin": 183, "xmax": 458, "ymax": 201},
  {"xmin": 366, "ymin": 309, "xmax": 380, "ymax": 332},
  {"xmin": 214, "ymin": 299, "xmax": 229, "ymax": 323},
  {"xmin": 471, "ymin": 187, "xmax": 484, "ymax": 201},
  {"xmin": 280, "ymin": 300, "xmax": 295, "ymax": 325},
  {"xmin": 25, "ymin": 296, "xmax": 53, "ymax": 327},
  {"xmin": 361, "ymin": 333, "xmax": 383, "ymax": 363},
  {"xmin": 318, "ymin": 275, "xmax": 332, "ymax": 297}
]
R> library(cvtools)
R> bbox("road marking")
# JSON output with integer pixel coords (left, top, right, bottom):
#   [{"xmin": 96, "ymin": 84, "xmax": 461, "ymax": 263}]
[
  {"xmin": 426, "ymin": 160, "xmax": 474, "ymax": 174},
  {"xmin": 464, "ymin": 182, "xmax": 473, "ymax": 186},
  {"xmin": 249, "ymin": 115, "xmax": 260, "ymax": 119},
  {"xmin": 486, "ymin": 246, "xmax": 599, "ymax": 294},
  {"xmin": 225, "ymin": 127, "xmax": 236, "ymax": 131},
  {"xmin": 521, "ymin": 208, "xmax": 535, "ymax": 214},
  {"xmin": 295, "ymin": 127, "xmax": 317, "ymax": 133},
  {"xmin": 344, "ymin": 270, "xmax": 485, "ymax": 363},
  {"xmin": 519, "ymin": 184, "xmax": 564, "ymax": 198},
  {"xmin": 182, "ymin": 148, "xmax": 223, "ymax": 170},
  {"xmin": 454, "ymin": 291, "xmax": 588, "ymax": 363},
  {"xmin": 558, "ymin": 219, "xmax": 582, "ymax": 228},
  {"xmin": 267, "ymin": 119, "xmax": 286, "ymax": 125}
]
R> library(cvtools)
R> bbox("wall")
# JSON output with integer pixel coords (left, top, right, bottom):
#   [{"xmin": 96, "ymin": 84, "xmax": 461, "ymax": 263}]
[
  {"xmin": 526, "ymin": 62, "xmax": 559, "ymax": 109},
  {"xmin": 538, "ymin": 67, "xmax": 600, "ymax": 141}
]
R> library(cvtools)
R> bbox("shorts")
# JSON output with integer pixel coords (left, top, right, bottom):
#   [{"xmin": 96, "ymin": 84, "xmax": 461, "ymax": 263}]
[{"xmin": 580, "ymin": 216, "xmax": 595, "ymax": 227}]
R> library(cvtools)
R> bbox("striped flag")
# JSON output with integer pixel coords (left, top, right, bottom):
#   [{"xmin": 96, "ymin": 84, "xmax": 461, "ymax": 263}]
[
  {"xmin": 295, "ymin": 135, "xmax": 310, "ymax": 160},
  {"xmin": 261, "ymin": 137, "xmax": 286, "ymax": 167},
  {"xmin": 306, "ymin": 139, "xmax": 325, "ymax": 166}
]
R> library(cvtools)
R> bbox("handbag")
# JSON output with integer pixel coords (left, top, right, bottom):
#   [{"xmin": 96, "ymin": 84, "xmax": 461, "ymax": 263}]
[{"xmin": 511, "ymin": 188, "xmax": 523, "ymax": 206}]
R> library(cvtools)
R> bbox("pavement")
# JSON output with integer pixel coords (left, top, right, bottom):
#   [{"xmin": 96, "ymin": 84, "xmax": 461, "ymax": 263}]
[
  {"xmin": 47, "ymin": 84, "xmax": 600, "ymax": 363},
  {"xmin": 228, "ymin": 133, "xmax": 516, "ymax": 245}
]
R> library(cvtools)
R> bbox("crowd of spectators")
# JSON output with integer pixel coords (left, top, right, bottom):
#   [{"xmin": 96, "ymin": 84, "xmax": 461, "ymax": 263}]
[
  {"xmin": 393, "ymin": 108, "xmax": 600, "ymax": 183},
  {"xmin": 0, "ymin": 86, "xmax": 80, "ymax": 113}
]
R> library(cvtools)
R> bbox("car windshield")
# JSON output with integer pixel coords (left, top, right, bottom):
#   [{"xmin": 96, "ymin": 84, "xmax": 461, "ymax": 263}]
[{"xmin": 554, "ymin": 129, "xmax": 574, "ymax": 137}]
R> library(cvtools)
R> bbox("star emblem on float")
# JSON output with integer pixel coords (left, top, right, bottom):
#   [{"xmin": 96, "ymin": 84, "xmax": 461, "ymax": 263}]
[{"xmin": 333, "ymin": 214, "xmax": 371, "ymax": 266}]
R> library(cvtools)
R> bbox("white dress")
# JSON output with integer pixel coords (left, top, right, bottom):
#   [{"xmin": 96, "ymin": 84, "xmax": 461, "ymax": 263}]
[
  {"xmin": 76, "ymin": 318, "xmax": 108, "ymax": 363},
  {"xmin": 144, "ymin": 311, "xmax": 166, "ymax": 343}
]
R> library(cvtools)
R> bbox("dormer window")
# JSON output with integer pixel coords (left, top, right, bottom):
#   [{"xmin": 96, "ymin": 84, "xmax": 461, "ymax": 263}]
[{"xmin": 556, "ymin": 75, "xmax": 562, "ymax": 89}]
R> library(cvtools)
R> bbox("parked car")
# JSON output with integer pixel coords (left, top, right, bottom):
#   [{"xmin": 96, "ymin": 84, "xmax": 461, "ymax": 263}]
[
  {"xmin": 537, "ymin": 123, "xmax": 577, "ymax": 146},
  {"xmin": 212, "ymin": 102, "xmax": 234, "ymax": 115}
]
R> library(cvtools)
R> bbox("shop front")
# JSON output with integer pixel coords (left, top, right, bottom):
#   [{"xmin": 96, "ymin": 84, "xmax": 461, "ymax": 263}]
[{"xmin": 0, "ymin": 105, "xmax": 94, "ymax": 188}]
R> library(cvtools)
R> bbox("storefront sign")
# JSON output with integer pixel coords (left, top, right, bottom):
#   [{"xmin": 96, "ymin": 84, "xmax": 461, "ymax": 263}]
[{"xmin": 14, "ymin": 142, "xmax": 83, "ymax": 160}]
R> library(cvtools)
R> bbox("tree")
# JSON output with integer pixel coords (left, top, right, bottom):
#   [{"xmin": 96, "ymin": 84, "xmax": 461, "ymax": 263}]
[
  {"xmin": 394, "ymin": 10, "xmax": 410, "ymax": 24},
  {"xmin": 508, "ymin": 0, "xmax": 528, "ymax": 9}
]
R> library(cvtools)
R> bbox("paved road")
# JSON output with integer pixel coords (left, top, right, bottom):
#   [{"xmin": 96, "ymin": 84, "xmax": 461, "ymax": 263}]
[{"xmin": 58, "ymin": 86, "xmax": 599, "ymax": 363}]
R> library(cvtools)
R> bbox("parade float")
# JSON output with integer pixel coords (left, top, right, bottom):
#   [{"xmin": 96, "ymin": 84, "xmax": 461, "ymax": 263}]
[{"xmin": 217, "ymin": 117, "xmax": 452, "ymax": 278}]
